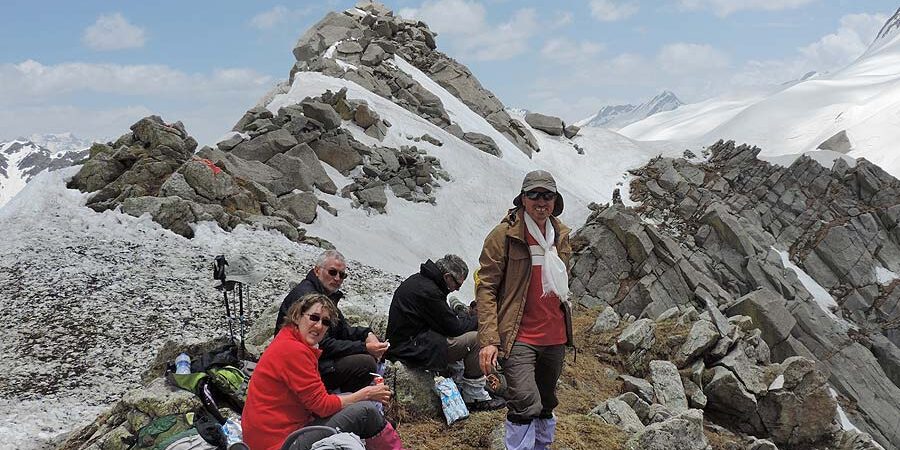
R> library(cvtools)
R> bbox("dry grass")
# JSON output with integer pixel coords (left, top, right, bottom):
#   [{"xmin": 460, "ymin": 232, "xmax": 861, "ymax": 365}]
[{"xmin": 397, "ymin": 308, "xmax": 629, "ymax": 449}]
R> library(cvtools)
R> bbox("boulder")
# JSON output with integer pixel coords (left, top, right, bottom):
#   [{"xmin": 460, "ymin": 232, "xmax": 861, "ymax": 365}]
[
  {"xmin": 266, "ymin": 153, "xmax": 316, "ymax": 194},
  {"xmin": 757, "ymin": 357, "xmax": 838, "ymax": 446},
  {"xmin": 353, "ymin": 103, "xmax": 380, "ymax": 128},
  {"xmin": 230, "ymin": 129, "xmax": 298, "ymax": 163},
  {"xmin": 284, "ymin": 144, "xmax": 338, "ymax": 194},
  {"xmin": 302, "ymin": 101, "xmax": 342, "ymax": 130},
  {"xmin": 624, "ymin": 409, "xmax": 708, "ymax": 450},
  {"xmin": 617, "ymin": 318, "xmax": 655, "ymax": 353},
  {"xmin": 564, "ymin": 124, "xmax": 580, "ymax": 139},
  {"xmin": 649, "ymin": 360, "xmax": 688, "ymax": 414},
  {"xmin": 592, "ymin": 306, "xmax": 621, "ymax": 333},
  {"xmin": 817, "ymin": 130, "xmax": 852, "ymax": 154},
  {"xmin": 280, "ymin": 191, "xmax": 318, "ymax": 224},
  {"xmin": 524, "ymin": 113, "xmax": 564, "ymax": 136},
  {"xmin": 384, "ymin": 361, "xmax": 442, "ymax": 419},
  {"xmin": 674, "ymin": 319, "xmax": 719, "ymax": 367},
  {"xmin": 309, "ymin": 132, "xmax": 363, "ymax": 175},
  {"xmin": 619, "ymin": 374, "xmax": 655, "ymax": 403},
  {"xmin": 590, "ymin": 398, "xmax": 645, "ymax": 434},
  {"xmin": 725, "ymin": 289, "xmax": 796, "ymax": 350},
  {"xmin": 462, "ymin": 132, "xmax": 501, "ymax": 157}
]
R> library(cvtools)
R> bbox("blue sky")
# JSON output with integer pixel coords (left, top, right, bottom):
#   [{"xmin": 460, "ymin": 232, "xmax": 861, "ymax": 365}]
[{"xmin": 1, "ymin": 0, "xmax": 896, "ymax": 145}]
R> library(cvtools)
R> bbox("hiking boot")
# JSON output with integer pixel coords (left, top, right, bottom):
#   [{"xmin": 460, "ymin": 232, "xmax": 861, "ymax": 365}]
[{"xmin": 466, "ymin": 397, "xmax": 507, "ymax": 411}]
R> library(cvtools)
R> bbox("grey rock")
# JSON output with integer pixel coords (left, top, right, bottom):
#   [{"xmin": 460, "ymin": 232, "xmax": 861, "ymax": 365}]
[
  {"xmin": 620, "ymin": 374, "xmax": 655, "ymax": 403},
  {"xmin": 280, "ymin": 191, "xmax": 318, "ymax": 224},
  {"xmin": 524, "ymin": 112, "xmax": 564, "ymax": 136},
  {"xmin": 302, "ymin": 101, "xmax": 342, "ymax": 130},
  {"xmin": 230, "ymin": 129, "xmax": 298, "ymax": 163},
  {"xmin": 592, "ymin": 306, "xmax": 621, "ymax": 333},
  {"xmin": 617, "ymin": 318, "xmax": 655, "ymax": 353},
  {"xmin": 384, "ymin": 360, "xmax": 442, "ymax": 419},
  {"xmin": 590, "ymin": 398, "xmax": 645, "ymax": 434},
  {"xmin": 624, "ymin": 409, "xmax": 708, "ymax": 450},
  {"xmin": 649, "ymin": 360, "xmax": 688, "ymax": 414},
  {"xmin": 353, "ymin": 103, "xmax": 379, "ymax": 129},
  {"xmin": 725, "ymin": 289, "xmax": 796, "ymax": 348},
  {"xmin": 284, "ymin": 144, "xmax": 338, "ymax": 194},
  {"xmin": 564, "ymin": 124, "xmax": 580, "ymax": 139},
  {"xmin": 674, "ymin": 319, "xmax": 719, "ymax": 368},
  {"xmin": 309, "ymin": 132, "xmax": 363, "ymax": 175},
  {"xmin": 757, "ymin": 356, "xmax": 838, "ymax": 446},
  {"xmin": 355, "ymin": 185, "xmax": 388, "ymax": 210},
  {"xmin": 817, "ymin": 130, "xmax": 852, "ymax": 154},
  {"xmin": 462, "ymin": 132, "xmax": 501, "ymax": 157},
  {"xmin": 266, "ymin": 153, "xmax": 315, "ymax": 194}
]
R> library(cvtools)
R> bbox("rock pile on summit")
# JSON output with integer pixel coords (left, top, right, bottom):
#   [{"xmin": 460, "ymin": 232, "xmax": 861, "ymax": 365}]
[{"xmin": 289, "ymin": 1, "xmax": 539, "ymax": 157}]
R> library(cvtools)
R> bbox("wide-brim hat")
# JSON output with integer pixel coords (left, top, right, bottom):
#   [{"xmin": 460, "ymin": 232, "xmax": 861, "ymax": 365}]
[{"xmin": 512, "ymin": 170, "xmax": 564, "ymax": 216}]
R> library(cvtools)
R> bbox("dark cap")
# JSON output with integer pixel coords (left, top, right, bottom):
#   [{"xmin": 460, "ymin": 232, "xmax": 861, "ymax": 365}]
[{"xmin": 512, "ymin": 170, "xmax": 564, "ymax": 216}]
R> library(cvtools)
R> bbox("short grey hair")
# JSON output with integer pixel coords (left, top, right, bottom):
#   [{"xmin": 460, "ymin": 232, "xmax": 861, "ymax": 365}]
[
  {"xmin": 316, "ymin": 249, "xmax": 346, "ymax": 267},
  {"xmin": 435, "ymin": 254, "xmax": 468, "ymax": 284}
]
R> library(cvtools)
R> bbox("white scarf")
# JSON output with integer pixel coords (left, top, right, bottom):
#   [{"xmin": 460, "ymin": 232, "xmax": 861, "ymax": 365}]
[{"xmin": 523, "ymin": 212, "xmax": 570, "ymax": 301}]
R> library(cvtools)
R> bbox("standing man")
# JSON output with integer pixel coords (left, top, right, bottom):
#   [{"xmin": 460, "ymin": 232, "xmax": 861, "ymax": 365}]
[
  {"xmin": 385, "ymin": 255, "xmax": 505, "ymax": 411},
  {"xmin": 476, "ymin": 170, "xmax": 573, "ymax": 450},
  {"xmin": 276, "ymin": 250, "xmax": 390, "ymax": 393}
]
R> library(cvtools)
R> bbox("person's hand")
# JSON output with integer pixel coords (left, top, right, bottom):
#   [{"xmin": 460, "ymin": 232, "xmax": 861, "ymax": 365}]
[
  {"xmin": 366, "ymin": 341, "xmax": 390, "ymax": 360},
  {"xmin": 360, "ymin": 384, "xmax": 392, "ymax": 405},
  {"xmin": 365, "ymin": 332, "xmax": 379, "ymax": 344},
  {"xmin": 479, "ymin": 344, "xmax": 499, "ymax": 376}
]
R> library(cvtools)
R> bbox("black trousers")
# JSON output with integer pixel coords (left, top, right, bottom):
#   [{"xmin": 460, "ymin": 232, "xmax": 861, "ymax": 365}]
[
  {"xmin": 322, "ymin": 353, "xmax": 378, "ymax": 393},
  {"xmin": 286, "ymin": 402, "xmax": 386, "ymax": 450}
]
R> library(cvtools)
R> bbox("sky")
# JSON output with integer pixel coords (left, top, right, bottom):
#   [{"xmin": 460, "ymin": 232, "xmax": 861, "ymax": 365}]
[{"xmin": 1, "ymin": 0, "xmax": 897, "ymax": 146}]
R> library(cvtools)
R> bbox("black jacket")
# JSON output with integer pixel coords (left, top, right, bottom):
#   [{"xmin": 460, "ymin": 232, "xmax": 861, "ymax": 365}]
[
  {"xmin": 275, "ymin": 270, "xmax": 372, "ymax": 374},
  {"xmin": 385, "ymin": 260, "xmax": 477, "ymax": 370}
]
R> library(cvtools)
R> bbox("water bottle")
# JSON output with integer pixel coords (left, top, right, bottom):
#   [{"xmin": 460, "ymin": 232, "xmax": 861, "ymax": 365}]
[
  {"xmin": 221, "ymin": 418, "xmax": 248, "ymax": 449},
  {"xmin": 175, "ymin": 353, "xmax": 191, "ymax": 375}
]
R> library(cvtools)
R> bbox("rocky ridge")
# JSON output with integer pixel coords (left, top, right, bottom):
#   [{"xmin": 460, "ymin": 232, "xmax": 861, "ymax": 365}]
[{"xmin": 569, "ymin": 140, "xmax": 900, "ymax": 447}]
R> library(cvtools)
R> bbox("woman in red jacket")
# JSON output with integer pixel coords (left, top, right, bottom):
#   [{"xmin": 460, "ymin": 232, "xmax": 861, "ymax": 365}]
[{"xmin": 242, "ymin": 293, "xmax": 404, "ymax": 450}]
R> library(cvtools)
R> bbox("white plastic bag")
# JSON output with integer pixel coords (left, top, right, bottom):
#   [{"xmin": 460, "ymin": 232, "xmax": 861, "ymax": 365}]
[{"xmin": 433, "ymin": 376, "xmax": 469, "ymax": 425}]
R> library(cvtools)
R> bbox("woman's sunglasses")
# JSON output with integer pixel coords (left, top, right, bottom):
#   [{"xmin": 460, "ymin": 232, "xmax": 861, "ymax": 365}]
[
  {"xmin": 523, "ymin": 190, "xmax": 557, "ymax": 201},
  {"xmin": 305, "ymin": 313, "xmax": 334, "ymax": 327},
  {"xmin": 327, "ymin": 268, "xmax": 348, "ymax": 279}
]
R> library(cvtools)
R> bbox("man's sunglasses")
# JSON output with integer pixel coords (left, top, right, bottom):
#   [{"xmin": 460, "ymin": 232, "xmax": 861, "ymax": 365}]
[
  {"xmin": 327, "ymin": 268, "xmax": 348, "ymax": 279},
  {"xmin": 306, "ymin": 313, "xmax": 334, "ymax": 327},
  {"xmin": 523, "ymin": 190, "xmax": 557, "ymax": 201}
]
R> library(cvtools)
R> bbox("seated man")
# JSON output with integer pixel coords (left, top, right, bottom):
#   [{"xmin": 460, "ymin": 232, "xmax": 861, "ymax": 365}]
[
  {"xmin": 385, "ymin": 254, "xmax": 505, "ymax": 411},
  {"xmin": 276, "ymin": 250, "xmax": 389, "ymax": 393}
]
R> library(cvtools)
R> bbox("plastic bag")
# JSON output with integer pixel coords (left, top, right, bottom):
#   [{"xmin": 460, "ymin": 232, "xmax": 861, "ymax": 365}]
[{"xmin": 433, "ymin": 376, "xmax": 469, "ymax": 425}]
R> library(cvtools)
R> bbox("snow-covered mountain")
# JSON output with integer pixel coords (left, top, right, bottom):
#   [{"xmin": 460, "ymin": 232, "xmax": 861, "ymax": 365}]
[
  {"xmin": 576, "ymin": 90, "xmax": 684, "ymax": 129},
  {"xmin": 621, "ymin": 8, "xmax": 900, "ymax": 178},
  {"xmin": 0, "ymin": 133, "xmax": 92, "ymax": 206}
]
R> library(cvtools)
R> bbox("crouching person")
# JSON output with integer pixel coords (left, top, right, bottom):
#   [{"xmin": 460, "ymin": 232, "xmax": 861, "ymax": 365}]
[
  {"xmin": 385, "ymin": 254, "xmax": 505, "ymax": 411},
  {"xmin": 243, "ymin": 294, "xmax": 404, "ymax": 450}
]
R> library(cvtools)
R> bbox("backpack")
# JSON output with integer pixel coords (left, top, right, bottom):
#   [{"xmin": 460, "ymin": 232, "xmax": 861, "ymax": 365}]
[{"xmin": 166, "ymin": 345, "xmax": 254, "ymax": 449}]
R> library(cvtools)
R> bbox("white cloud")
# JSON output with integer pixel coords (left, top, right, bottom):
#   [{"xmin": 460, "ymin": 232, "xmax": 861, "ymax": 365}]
[
  {"xmin": 400, "ymin": 0, "xmax": 539, "ymax": 61},
  {"xmin": 657, "ymin": 43, "xmax": 730, "ymax": 74},
  {"xmin": 249, "ymin": 5, "xmax": 313, "ymax": 30},
  {"xmin": 540, "ymin": 38, "xmax": 605, "ymax": 61},
  {"xmin": 552, "ymin": 11, "xmax": 574, "ymax": 28},
  {"xmin": 0, "ymin": 61, "xmax": 275, "ymax": 145},
  {"xmin": 590, "ymin": 0, "xmax": 639, "ymax": 22},
  {"xmin": 678, "ymin": 0, "xmax": 816, "ymax": 17},
  {"xmin": 0, "ymin": 60, "xmax": 272, "ymax": 102},
  {"xmin": 799, "ymin": 13, "xmax": 887, "ymax": 68},
  {"xmin": 82, "ymin": 13, "xmax": 146, "ymax": 51}
]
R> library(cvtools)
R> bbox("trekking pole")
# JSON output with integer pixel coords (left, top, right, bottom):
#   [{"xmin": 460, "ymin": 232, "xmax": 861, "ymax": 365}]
[
  {"xmin": 223, "ymin": 287, "xmax": 236, "ymax": 347},
  {"xmin": 238, "ymin": 282, "xmax": 246, "ymax": 360}
]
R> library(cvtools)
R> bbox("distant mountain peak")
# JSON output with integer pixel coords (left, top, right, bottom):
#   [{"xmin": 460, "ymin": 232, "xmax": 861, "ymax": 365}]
[
  {"xmin": 577, "ymin": 90, "xmax": 684, "ymax": 129},
  {"xmin": 0, "ymin": 134, "xmax": 92, "ymax": 206}
]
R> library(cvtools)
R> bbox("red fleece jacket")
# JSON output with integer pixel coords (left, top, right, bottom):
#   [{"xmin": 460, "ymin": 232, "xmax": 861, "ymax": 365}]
[{"xmin": 242, "ymin": 327, "xmax": 343, "ymax": 450}]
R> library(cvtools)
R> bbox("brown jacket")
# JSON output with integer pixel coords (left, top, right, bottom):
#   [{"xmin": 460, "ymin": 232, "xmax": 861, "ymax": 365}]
[{"xmin": 475, "ymin": 208, "xmax": 573, "ymax": 358}]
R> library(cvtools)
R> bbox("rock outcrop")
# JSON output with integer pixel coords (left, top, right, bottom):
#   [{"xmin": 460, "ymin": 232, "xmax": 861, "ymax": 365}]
[
  {"xmin": 289, "ymin": 1, "xmax": 540, "ymax": 157},
  {"xmin": 570, "ymin": 140, "xmax": 900, "ymax": 448}
]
